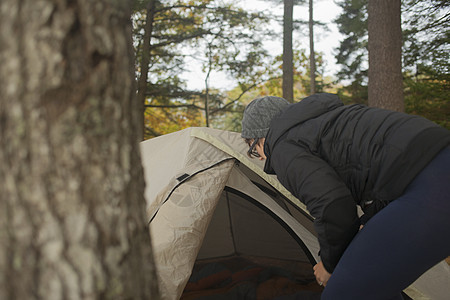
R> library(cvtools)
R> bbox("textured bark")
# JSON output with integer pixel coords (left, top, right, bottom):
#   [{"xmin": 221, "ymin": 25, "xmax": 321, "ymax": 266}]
[
  {"xmin": 0, "ymin": 0, "xmax": 159, "ymax": 299},
  {"xmin": 282, "ymin": 0, "xmax": 294, "ymax": 103},
  {"xmin": 368, "ymin": 0, "xmax": 404, "ymax": 111}
]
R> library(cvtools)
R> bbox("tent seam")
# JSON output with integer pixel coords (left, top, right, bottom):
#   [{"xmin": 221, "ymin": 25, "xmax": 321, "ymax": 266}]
[{"xmin": 148, "ymin": 158, "xmax": 235, "ymax": 224}]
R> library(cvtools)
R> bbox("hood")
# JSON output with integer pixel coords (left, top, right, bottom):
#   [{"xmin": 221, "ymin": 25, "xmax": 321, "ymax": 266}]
[{"xmin": 263, "ymin": 93, "xmax": 343, "ymax": 173}]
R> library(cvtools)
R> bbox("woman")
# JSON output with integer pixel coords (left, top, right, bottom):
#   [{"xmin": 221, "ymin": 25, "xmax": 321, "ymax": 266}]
[{"xmin": 241, "ymin": 93, "xmax": 450, "ymax": 299}]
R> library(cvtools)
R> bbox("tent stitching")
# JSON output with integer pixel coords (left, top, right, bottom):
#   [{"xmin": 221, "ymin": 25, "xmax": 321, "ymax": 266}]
[{"xmin": 148, "ymin": 158, "xmax": 234, "ymax": 223}]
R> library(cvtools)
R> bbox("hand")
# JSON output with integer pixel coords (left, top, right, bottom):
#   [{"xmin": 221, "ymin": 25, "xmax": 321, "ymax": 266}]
[{"xmin": 313, "ymin": 262, "xmax": 331, "ymax": 287}]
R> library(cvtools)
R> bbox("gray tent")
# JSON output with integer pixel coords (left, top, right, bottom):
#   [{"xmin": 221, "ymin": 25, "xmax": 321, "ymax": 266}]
[{"xmin": 141, "ymin": 127, "xmax": 450, "ymax": 300}]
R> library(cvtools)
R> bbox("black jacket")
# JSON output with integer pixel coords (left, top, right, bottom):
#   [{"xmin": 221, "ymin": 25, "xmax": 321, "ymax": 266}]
[{"xmin": 263, "ymin": 93, "xmax": 450, "ymax": 272}]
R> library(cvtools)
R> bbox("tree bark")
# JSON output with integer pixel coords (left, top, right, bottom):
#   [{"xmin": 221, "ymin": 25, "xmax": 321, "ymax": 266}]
[
  {"xmin": 283, "ymin": 0, "xmax": 294, "ymax": 103},
  {"xmin": 309, "ymin": 0, "xmax": 316, "ymax": 95},
  {"xmin": 368, "ymin": 0, "xmax": 404, "ymax": 111},
  {"xmin": 0, "ymin": 0, "xmax": 159, "ymax": 299}
]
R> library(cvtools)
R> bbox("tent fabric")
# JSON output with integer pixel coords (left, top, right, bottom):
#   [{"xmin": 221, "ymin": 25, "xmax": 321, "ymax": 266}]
[
  {"xmin": 141, "ymin": 129, "xmax": 233, "ymax": 222},
  {"xmin": 149, "ymin": 161, "xmax": 234, "ymax": 298},
  {"xmin": 141, "ymin": 127, "xmax": 450, "ymax": 300}
]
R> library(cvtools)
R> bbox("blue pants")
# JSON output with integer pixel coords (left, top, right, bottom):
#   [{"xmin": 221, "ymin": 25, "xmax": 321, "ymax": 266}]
[{"xmin": 322, "ymin": 147, "xmax": 450, "ymax": 300}]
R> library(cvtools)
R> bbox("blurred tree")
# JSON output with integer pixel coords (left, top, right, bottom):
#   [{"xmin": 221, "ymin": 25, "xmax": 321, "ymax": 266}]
[
  {"xmin": 133, "ymin": 0, "xmax": 272, "ymax": 138},
  {"xmin": 368, "ymin": 0, "xmax": 404, "ymax": 111},
  {"xmin": 403, "ymin": 0, "xmax": 449, "ymax": 81},
  {"xmin": 334, "ymin": 0, "xmax": 368, "ymax": 105},
  {"xmin": 283, "ymin": 0, "xmax": 295, "ymax": 102},
  {"xmin": 309, "ymin": 0, "xmax": 316, "ymax": 95},
  {"xmin": 136, "ymin": 0, "xmax": 157, "ymax": 139},
  {"xmin": 253, "ymin": 48, "xmax": 328, "ymax": 99},
  {"xmin": 274, "ymin": 0, "xmax": 311, "ymax": 101},
  {"xmin": 0, "ymin": 0, "xmax": 158, "ymax": 298},
  {"xmin": 335, "ymin": 0, "xmax": 448, "ymax": 128},
  {"xmin": 208, "ymin": 46, "xmax": 331, "ymax": 133},
  {"xmin": 402, "ymin": 0, "xmax": 449, "ymax": 129}
]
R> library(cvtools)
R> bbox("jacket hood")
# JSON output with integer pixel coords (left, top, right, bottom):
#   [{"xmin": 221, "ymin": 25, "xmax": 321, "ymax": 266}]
[{"xmin": 264, "ymin": 93, "xmax": 343, "ymax": 173}]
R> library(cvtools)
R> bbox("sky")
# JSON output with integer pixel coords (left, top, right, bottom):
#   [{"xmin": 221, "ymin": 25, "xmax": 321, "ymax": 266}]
[{"xmin": 181, "ymin": 0, "xmax": 343, "ymax": 90}]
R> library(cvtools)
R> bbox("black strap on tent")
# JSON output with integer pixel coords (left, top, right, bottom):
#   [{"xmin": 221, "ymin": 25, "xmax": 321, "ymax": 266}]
[
  {"xmin": 176, "ymin": 173, "xmax": 190, "ymax": 182},
  {"xmin": 148, "ymin": 158, "xmax": 234, "ymax": 224}
]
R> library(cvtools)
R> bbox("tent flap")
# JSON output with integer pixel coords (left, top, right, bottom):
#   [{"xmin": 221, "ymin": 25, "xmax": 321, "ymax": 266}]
[{"xmin": 149, "ymin": 159, "xmax": 234, "ymax": 300}]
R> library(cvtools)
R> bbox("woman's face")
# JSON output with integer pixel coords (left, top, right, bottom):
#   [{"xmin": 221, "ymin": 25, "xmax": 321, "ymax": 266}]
[
  {"xmin": 255, "ymin": 138, "xmax": 266, "ymax": 160},
  {"xmin": 247, "ymin": 138, "xmax": 266, "ymax": 160}
]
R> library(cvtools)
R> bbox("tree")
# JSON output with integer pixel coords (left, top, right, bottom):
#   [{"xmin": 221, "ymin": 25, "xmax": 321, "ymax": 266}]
[
  {"xmin": 336, "ymin": 0, "xmax": 448, "ymax": 121},
  {"xmin": 309, "ymin": 0, "xmax": 316, "ymax": 95},
  {"xmin": 402, "ymin": 0, "xmax": 449, "ymax": 129},
  {"xmin": 335, "ymin": 0, "xmax": 369, "ymax": 104},
  {"xmin": 0, "ymin": 0, "xmax": 159, "ymax": 298},
  {"xmin": 283, "ymin": 0, "xmax": 295, "ymax": 102},
  {"xmin": 368, "ymin": 0, "xmax": 404, "ymax": 111},
  {"xmin": 403, "ymin": 0, "xmax": 450, "ymax": 80},
  {"xmin": 136, "ymin": 0, "xmax": 158, "ymax": 139},
  {"xmin": 133, "ymin": 0, "xmax": 271, "ymax": 138},
  {"xmin": 280, "ymin": 0, "xmax": 316, "ymax": 101}
]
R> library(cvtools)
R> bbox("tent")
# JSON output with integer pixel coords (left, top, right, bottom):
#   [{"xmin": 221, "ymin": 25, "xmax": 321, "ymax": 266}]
[{"xmin": 141, "ymin": 127, "xmax": 450, "ymax": 300}]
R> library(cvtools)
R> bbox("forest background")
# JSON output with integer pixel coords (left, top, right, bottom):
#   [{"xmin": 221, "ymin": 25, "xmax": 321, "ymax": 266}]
[{"xmin": 136, "ymin": 0, "xmax": 449, "ymax": 139}]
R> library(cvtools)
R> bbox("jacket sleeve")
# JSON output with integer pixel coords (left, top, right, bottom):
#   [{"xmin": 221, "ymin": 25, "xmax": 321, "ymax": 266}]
[{"xmin": 270, "ymin": 142, "xmax": 360, "ymax": 273}]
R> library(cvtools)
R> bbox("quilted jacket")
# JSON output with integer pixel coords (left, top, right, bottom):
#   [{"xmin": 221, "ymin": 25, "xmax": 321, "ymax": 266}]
[{"xmin": 263, "ymin": 93, "xmax": 450, "ymax": 272}]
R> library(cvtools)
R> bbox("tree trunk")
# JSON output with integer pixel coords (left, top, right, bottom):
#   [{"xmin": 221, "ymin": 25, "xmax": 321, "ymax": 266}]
[
  {"xmin": 309, "ymin": 0, "xmax": 316, "ymax": 95},
  {"xmin": 368, "ymin": 0, "xmax": 404, "ymax": 111},
  {"xmin": 205, "ymin": 42, "xmax": 213, "ymax": 128},
  {"xmin": 137, "ymin": 0, "xmax": 157, "ymax": 140},
  {"xmin": 0, "ymin": 0, "xmax": 159, "ymax": 299},
  {"xmin": 283, "ymin": 0, "xmax": 294, "ymax": 103}
]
